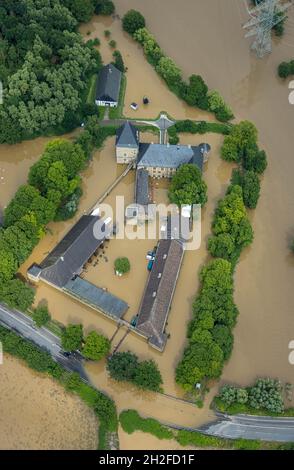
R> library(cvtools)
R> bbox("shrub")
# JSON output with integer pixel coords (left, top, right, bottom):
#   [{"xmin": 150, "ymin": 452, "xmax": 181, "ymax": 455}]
[
  {"xmin": 120, "ymin": 410, "xmax": 173, "ymax": 439},
  {"xmin": 109, "ymin": 39, "xmax": 116, "ymax": 48},
  {"xmin": 107, "ymin": 352, "xmax": 163, "ymax": 392},
  {"xmin": 122, "ymin": 10, "xmax": 146, "ymax": 36},
  {"xmin": 114, "ymin": 257, "xmax": 130, "ymax": 275},
  {"xmin": 82, "ymin": 331, "xmax": 110, "ymax": 360},
  {"xmin": 112, "ymin": 50, "xmax": 125, "ymax": 72},
  {"xmin": 0, "ymin": 279, "xmax": 35, "ymax": 311},
  {"xmin": 104, "ymin": 30, "xmax": 111, "ymax": 38},
  {"xmin": 95, "ymin": 0, "xmax": 115, "ymax": 16},
  {"xmin": 33, "ymin": 305, "xmax": 51, "ymax": 327},
  {"xmin": 249, "ymin": 378, "xmax": 284, "ymax": 414},
  {"xmin": 61, "ymin": 324, "xmax": 83, "ymax": 352},
  {"xmin": 168, "ymin": 163, "xmax": 207, "ymax": 207}
]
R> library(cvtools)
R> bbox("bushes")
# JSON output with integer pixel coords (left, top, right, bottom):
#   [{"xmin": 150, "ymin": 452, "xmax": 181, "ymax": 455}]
[
  {"xmin": 231, "ymin": 169, "xmax": 261, "ymax": 209},
  {"xmin": 107, "ymin": 352, "xmax": 163, "ymax": 392},
  {"xmin": 173, "ymin": 120, "xmax": 232, "ymax": 136},
  {"xmin": 208, "ymin": 185, "xmax": 253, "ymax": 266},
  {"xmin": 0, "ymin": 279, "xmax": 35, "ymax": 312},
  {"xmin": 61, "ymin": 324, "xmax": 83, "ymax": 352},
  {"xmin": 207, "ymin": 90, "xmax": 234, "ymax": 122},
  {"xmin": 94, "ymin": 0, "xmax": 115, "ymax": 16},
  {"xmin": 114, "ymin": 257, "xmax": 130, "ymax": 275},
  {"xmin": 217, "ymin": 378, "xmax": 285, "ymax": 415},
  {"xmin": 176, "ymin": 259, "xmax": 238, "ymax": 391},
  {"xmin": 168, "ymin": 164, "xmax": 207, "ymax": 207},
  {"xmin": 33, "ymin": 305, "xmax": 51, "ymax": 328},
  {"xmin": 120, "ymin": 410, "xmax": 173, "ymax": 440},
  {"xmin": 278, "ymin": 60, "xmax": 294, "ymax": 78},
  {"xmin": 122, "ymin": 10, "xmax": 146, "ymax": 36},
  {"xmin": 82, "ymin": 331, "xmax": 110, "ymax": 360},
  {"xmin": 112, "ymin": 50, "xmax": 125, "ymax": 72}
]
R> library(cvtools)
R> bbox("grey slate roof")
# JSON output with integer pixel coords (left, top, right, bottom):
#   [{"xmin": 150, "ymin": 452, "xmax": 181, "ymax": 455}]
[
  {"xmin": 96, "ymin": 64, "xmax": 122, "ymax": 103},
  {"xmin": 135, "ymin": 168, "xmax": 150, "ymax": 206},
  {"xmin": 137, "ymin": 143, "xmax": 206, "ymax": 172},
  {"xmin": 64, "ymin": 277, "xmax": 128, "ymax": 319},
  {"xmin": 38, "ymin": 215, "xmax": 109, "ymax": 288},
  {"xmin": 116, "ymin": 121, "xmax": 139, "ymax": 148},
  {"xmin": 136, "ymin": 239, "xmax": 184, "ymax": 351}
]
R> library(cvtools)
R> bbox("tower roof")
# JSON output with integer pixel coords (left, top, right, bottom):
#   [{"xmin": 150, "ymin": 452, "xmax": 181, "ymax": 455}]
[{"xmin": 116, "ymin": 121, "xmax": 139, "ymax": 148}]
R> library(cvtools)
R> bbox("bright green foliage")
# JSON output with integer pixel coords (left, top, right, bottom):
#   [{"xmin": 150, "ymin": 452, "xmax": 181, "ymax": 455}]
[
  {"xmin": 168, "ymin": 164, "xmax": 207, "ymax": 207},
  {"xmin": 82, "ymin": 331, "xmax": 110, "ymax": 360},
  {"xmin": 4, "ymin": 185, "xmax": 56, "ymax": 228},
  {"xmin": 114, "ymin": 257, "xmax": 130, "ymax": 275},
  {"xmin": 107, "ymin": 352, "xmax": 163, "ymax": 392},
  {"xmin": 208, "ymin": 185, "xmax": 253, "ymax": 266},
  {"xmin": 231, "ymin": 169, "xmax": 260, "ymax": 209},
  {"xmin": 156, "ymin": 56, "xmax": 182, "ymax": 88},
  {"xmin": 33, "ymin": 305, "xmax": 51, "ymax": 327},
  {"xmin": 122, "ymin": 10, "xmax": 146, "ymax": 36},
  {"xmin": 61, "ymin": 324, "xmax": 83, "ymax": 351},
  {"xmin": 176, "ymin": 259, "xmax": 238, "ymax": 390},
  {"xmin": 218, "ymin": 378, "xmax": 284, "ymax": 415},
  {"xmin": 221, "ymin": 120, "xmax": 258, "ymax": 162},
  {"xmin": 207, "ymin": 90, "xmax": 234, "ymax": 122},
  {"xmin": 184, "ymin": 75, "xmax": 209, "ymax": 109},
  {"xmin": 0, "ymin": 279, "xmax": 35, "ymax": 311},
  {"xmin": 120, "ymin": 410, "xmax": 173, "ymax": 439},
  {"xmin": 133, "ymin": 28, "xmax": 163, "ymax": 66}
]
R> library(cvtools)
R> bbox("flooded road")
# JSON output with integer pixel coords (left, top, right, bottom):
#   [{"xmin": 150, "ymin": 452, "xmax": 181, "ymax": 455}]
[{"xmin": 0, "ymin": 355, "xmax": 97, "ymax": 449}]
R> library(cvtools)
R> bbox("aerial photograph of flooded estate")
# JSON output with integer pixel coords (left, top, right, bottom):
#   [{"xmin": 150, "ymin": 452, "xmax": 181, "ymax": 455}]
[{"xmin": 0, "ymin": 0, "xmax": 294, "ymax": 462}]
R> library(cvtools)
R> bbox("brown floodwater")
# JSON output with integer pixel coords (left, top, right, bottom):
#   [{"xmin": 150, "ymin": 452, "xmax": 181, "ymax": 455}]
[
  {"xmin": 2, "ymin": 0, "xmax": 294, "ymax": 449},
  {"xmin": 0, "ymin": 355, "xmax": 97, "ymax": 449}
]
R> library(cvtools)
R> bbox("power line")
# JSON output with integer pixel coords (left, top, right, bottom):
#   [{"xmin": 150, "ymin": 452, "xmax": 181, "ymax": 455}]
[{"xmin": 243, "ymin": 0, "xmax": 293, "ymax": 58}]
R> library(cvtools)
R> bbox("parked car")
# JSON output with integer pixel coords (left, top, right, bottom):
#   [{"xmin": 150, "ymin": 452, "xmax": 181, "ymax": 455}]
[{"xmin": 130, "ymin": 102, "xmax": 138, "ymax": 110}]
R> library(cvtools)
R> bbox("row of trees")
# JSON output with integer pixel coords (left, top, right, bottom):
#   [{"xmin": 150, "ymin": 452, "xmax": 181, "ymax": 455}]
[
  {"xmin": 107, "ymin": 351, "xmax": 163, "ymax": 392},
  {"xmin": 207, "ymin": 185, "xmax": 253, "ymax": 267},
  {"xmin": 221, "ymin": 120, "xmax": 267, "ymax": 210},
  {"xmin": 61, "ymin": 323, "xmax": 110, "ymax": 360},
  {"xmin": 122, "ymin": 10, "xmax": 234, "ymax": 122},
  {"xmin": 0, "ymin": 137, "xmax": 89, "ymax": 309},
  {"xmin": 218, "ymin": 378, "xmax": 285, "ymax": 414},
  {"xmin": 176, "ymin": 259, "xmax": 237, "ymax": 391},
  {"xmin": 0, "ymin": 0, "xmax": 102, "ymax": 144},
  {"xmin": 62, "ymin": 0, "xmax": 115, "ymax": 23},
  {"xmin": 168, "ymin": 119, "xmax": 232, "ymax": 144}
]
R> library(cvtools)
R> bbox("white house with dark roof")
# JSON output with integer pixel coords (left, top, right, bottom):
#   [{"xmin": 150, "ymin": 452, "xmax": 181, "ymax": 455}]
[
  {"xmin": 95, "ymin": 63, "xmax": 122, "ymax": 107},
  {"xmin": 115, "ymin": 121, "xmax": 139, "ymax": 163}
]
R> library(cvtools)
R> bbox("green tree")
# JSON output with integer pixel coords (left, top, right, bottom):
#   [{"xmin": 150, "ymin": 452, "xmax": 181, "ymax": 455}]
[
  {"xmin": 82, "ymin": 330, "xmax": 110, "ymax": 360},
  {"xmin": 95, "ymin": 0, "xmax": 115, "ymax": 16},
  {"xmin": 114, "ymin": 257, "xmax": 130, "ymax": 275},
  {"xmin": 0, "ymin": 279, "xmax": 35, "ymax": 311},
  {"xmin": 107, "ymin": 351, "xmax": 139, "ymax": 381},
  {"xmin": 185, "ymin": 75, "xmax": 208, "ymax": 109},
  {"xmin": 122, "ymin": 10, "xmax": 146, "ymax": 36},
  {"xmin": 169, "ymin": 164, "xmax": 207, "ymax": 207},
  {"xmin": 33, "ymin": 305, "xmax": 51, "ymax": 327},
  {"xmin": 133, "ymin": 360, "xmax": 163, "ymax": 392},
  {"xmin": 61, "ymin": 324, "xmax": 83, "ymax": 351},
  {"xmin": 242, "ymin": 144, "xmax": 267, "ymax": 174},
  {"xmin": 64, "ymin": 0, "xmax": 94, "ymax": 23},
  {"xmin": 241, "ymin": 170, "xmax": 261, "ymax": 209},
  {"xmin": 156, "ymin": 56, "xmax": 182, "ymax": 88},
  {"xmin": 112, "ymin": 50, "xmax": 125, "ymax": 72}
]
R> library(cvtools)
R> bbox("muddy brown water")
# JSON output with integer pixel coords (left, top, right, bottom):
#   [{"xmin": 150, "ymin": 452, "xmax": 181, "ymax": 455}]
[
  {"xmin": 1, "ymin": 0, "xmax": 294, "ymax": 449},
  {"xmin": 0, "ymin": 355, "xmax": 98, "ymax": 450}
]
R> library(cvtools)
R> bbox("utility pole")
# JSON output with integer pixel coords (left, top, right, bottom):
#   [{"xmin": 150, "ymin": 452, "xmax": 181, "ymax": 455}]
[{"xmin": 243, "ymin": 0, "xmax": 292, "ymax": 58}]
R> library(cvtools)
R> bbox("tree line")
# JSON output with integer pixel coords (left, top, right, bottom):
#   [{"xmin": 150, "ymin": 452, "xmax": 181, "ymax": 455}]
[
  {"xmin": 0, "ymin": 0, "xmax": 115, "ymax": 144},
  {"xmin": 176, "ymin": 121, "xmax": 267, "ymax": 392}
]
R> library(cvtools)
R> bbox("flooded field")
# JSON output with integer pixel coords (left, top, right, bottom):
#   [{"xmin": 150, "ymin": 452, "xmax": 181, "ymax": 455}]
[
  {"xmin": 79, "ymin": 15, "xmax": 212, "ymax": 121},
  {"xmin": 0, "ymin": 355, "xmax": 97, "ymax": 450}
]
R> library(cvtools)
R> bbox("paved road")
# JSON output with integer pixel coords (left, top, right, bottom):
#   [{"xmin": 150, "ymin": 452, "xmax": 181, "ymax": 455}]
[
  {"xmin": 0, "ymin": 303, "xmax": 88, "ymax": 380},
  {"xmin": 200, "ymin": 412, "xmax": 294, "ymax": 443}
]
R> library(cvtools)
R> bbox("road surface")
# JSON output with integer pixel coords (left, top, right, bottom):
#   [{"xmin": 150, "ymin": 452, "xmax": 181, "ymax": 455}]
[
  {"xmin": 200, "ymin": 412, "xmax": 294, "ymax": 443},
  {"xmin": 0, "ymin": 303, "xmax": 88, "ymax": 380}
]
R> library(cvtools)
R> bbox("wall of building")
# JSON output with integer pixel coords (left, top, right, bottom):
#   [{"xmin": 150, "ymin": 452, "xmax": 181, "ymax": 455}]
[
  {"xmin": 116, "ymin": 146, "xmax": 138, "ymax": 164},
  {"xmin": 95, "ymin": 100, "xmax": 117, "ymax": 107},
  {"xmin": 140, "ymin": 166, "xmax": 176, "ymax": 179}
]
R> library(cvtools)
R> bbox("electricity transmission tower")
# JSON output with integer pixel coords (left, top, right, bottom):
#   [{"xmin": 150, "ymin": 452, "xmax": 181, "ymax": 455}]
[{"xmin": 243, "ymin": 0, "xmax": 292, "ymax": 58}]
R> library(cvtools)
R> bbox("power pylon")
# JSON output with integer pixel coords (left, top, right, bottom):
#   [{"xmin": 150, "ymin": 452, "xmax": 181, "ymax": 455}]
[{"xmin": 243, "ymin": 0, "xmax": 292, "ymax": 58}]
